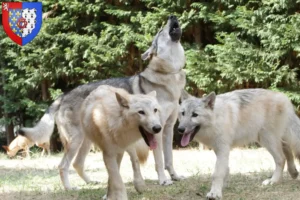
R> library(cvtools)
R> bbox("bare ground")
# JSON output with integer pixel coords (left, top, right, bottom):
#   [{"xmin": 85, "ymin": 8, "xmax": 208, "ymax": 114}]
[{"xmin": 0, "ymin": 148, "xmax": 300, "ymax": 200}]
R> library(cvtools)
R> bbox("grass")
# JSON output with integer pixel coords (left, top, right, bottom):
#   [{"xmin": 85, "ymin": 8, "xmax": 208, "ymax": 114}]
[{"xmin": 0, "ymin": 148, "xmax": 300, "ymax": 200}]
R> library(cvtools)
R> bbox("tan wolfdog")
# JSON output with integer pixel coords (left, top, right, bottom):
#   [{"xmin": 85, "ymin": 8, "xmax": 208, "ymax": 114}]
[
  {"xmin": 81, "ymin": 85, "xmax": 162, "ymax": 199},
  {"xmin": 2, "ymin": 135, "xmax": 50, "ymax": 158}
]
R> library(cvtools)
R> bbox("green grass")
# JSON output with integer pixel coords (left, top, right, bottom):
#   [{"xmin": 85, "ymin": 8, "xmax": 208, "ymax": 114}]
[{"xmin": 0, "ymin": 149, "xmax": 300, "ymax": 200}]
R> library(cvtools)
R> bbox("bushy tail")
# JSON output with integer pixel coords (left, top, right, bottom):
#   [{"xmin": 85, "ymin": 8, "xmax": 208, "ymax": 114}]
[
  {"xmin": 18, "ymin": 95, "xmax": 62, "ymax": 143},
  {"xmin": 134, "ymin": 138, "xmax": 149, "ymax": 164}
]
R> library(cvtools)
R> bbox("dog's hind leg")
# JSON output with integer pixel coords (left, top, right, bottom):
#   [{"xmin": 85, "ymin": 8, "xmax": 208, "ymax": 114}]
[
  {"xmin": 282, "ymin": 141, "xmax": 298, "ymax": 179},
  {"xmin": 261, "ymin": 137, "xmax": 285, "ymax": 185},
  {"xmin": 58, "ymin": 125, "xmax": 83, "ymax": 190},
  {"xmin": 126, "ymin": 147, "xmax": 146, "ymax": 193},
  {"xmin": 73, "ymin": 136, "xmax": 95, "ymax": 185}
]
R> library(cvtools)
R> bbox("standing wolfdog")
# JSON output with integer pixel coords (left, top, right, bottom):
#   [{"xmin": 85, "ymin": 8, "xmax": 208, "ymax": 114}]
[
  {"xmin": 178, "ymin": 89, "xmax": 300, "ymax": 200},
  {"xmin": 81, "ymin": 85, "xmax": 162, "ymax": 199},
  {"xmin": 19, "ymin": 15, "xmax": 186, "ymax": 190}
]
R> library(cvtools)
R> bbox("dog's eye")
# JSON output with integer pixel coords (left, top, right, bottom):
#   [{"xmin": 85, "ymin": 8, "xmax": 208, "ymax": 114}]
[
  {"xmin": 181, "ymin": 111, "xmax": 185, "ymax": 116},
  {"xmin": 154, "ymin": 108, "xmax": 158, "ymax": 113},
  {"xmin": 138, "ymin": 110, "xmax": 145, "ymax": 115},
  {"xmin": 192, "ymin": 112, "xmax": 198, "ymax": 117}
]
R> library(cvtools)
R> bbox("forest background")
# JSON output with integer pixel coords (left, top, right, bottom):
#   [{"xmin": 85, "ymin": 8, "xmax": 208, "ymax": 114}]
[{"xmin": 0, "ymin": 0, "xmax": 299, "ymax": 150}]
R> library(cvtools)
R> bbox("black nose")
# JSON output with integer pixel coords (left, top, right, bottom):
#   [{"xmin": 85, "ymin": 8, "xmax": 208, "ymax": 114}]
[
  {"xmin": 177, "ymin": 126, "xmax": 185, "ymax": 134},
  {"xmin": 169, "ymin": 15, "xmax": 177, "ymax": 20},
  {"xmin": 152, "ymin": 125, "xmax": 162, "ymax": 133}
]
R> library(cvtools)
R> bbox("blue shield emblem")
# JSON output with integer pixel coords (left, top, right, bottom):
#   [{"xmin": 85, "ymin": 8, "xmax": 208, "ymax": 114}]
[{"xmin": 2, "ymin": 2, "xmax": 42, "ymax": 46}]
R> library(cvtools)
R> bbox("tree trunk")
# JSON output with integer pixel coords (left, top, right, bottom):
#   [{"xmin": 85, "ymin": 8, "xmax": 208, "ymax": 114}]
[
  {"xmin": 5, "ymin": 115, "xmax": 15, "ymax": 145},
  {"xmin": 41, "ymin": 79, "xmax": 50, "ymax": 101}
]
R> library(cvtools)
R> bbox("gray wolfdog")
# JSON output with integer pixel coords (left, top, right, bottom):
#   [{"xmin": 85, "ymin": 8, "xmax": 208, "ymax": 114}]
[
  {"xmin": 19, "ymin": 15, "xmax": 186, "ymax": 191},
  {"xmin": 81, "ymin": 85, "xmax": 162, "ymax": 199},
  {"xmin": 178, "ymin": 89, "xmax": 300, "ymax": 200}
]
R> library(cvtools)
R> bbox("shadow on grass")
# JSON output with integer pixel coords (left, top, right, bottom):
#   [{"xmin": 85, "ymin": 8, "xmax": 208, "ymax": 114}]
[{"xmin": 0, "ymin": 166, "xmax": 300, "ymax": 200}]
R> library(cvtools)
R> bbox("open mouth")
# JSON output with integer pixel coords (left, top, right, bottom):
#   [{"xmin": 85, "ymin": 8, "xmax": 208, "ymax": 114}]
[
  {"xmin": 180, "ymin": 125, "xmax": 200, "ymax": 147},
  {"xmin": 139, "ymin": 126, "xmax": 158, "ymax": 150},
  {"xmin": 169, "ymin": 20, "xmax": 182, "ymax": 42}
]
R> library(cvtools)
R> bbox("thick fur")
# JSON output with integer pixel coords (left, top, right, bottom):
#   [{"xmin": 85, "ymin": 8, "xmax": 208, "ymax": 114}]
[
  {"xmin": 178, "ymin": 89, "xmax": 300, "ymax": 200},
  {"xmin": 81, "ymin": 85, "xmax": 162, "ymax": 199},
  {"xmin": 3, "ymin": 135, "xmax": 34, "ymax": 158},
  {"xmin": 17, "ymin": 96, "xmax": 62, "ymax": 155},
  {"xmin": 21, "ymin": 16, "xmax": 186, "ymax": 191}
]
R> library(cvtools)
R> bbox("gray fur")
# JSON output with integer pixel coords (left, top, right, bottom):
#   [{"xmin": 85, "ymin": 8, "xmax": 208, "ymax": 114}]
[{"xmin": 24, "ymin": 16, "xmax": 186, "ymax": 191}]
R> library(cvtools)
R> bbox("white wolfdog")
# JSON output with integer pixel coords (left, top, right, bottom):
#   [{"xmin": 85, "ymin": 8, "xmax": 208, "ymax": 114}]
[
  {"xmin": 81, "ymin": 85, "xmax": 162, "ymax": 199},
  {"xmin": 178, "ymin": 89, "xmax": 300, "ymax": 200},
  {"xmin": 19, "ymin": 15, "xmax": 186, "ymax": 190}
]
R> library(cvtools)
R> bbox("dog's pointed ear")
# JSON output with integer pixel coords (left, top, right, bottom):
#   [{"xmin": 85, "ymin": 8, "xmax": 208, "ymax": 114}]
[
  {"xmin": 203, "ymin": 92, "xmax": 216, "ymax": 110},
  {"xmin": 147, "ymin": 91, "xmax": 156, "ymax": 97},
  {"xmin": 2, "ymin": 145, "xmax": 9, "ymax": 152},
  {"xmin": 180, "ymin": 90, "xmax": 192, "ymax": 102},
  {"xmin": 115, "ymin": 92, "xmax": 129, "ymax": 108},
  {"xmin": 141, "ymin": 46, "xmax": 154, "ymax": 60}
]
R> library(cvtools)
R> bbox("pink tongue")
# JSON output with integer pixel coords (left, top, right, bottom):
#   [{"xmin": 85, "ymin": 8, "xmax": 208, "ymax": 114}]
[
  {"xmin": 147, "ymin": 133, "xmax": 157, "ymax": 150},
  {"xmin": 181, "ymin": 133, "xmax": 191, "ymax": 147}
]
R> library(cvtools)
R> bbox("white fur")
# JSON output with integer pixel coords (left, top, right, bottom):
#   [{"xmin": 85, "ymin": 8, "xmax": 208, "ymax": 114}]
[{"xmin": 179, "ymin": 89, "xmax": 300, "ymax": 200}]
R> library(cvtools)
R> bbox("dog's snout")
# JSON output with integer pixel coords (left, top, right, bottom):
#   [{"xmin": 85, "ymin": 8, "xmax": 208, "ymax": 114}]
[
  {"xmin": 177, "ymin": 126, "xmax": 185, "ymax": 134},
  {"xmin": 152, "ymin": 125, "xmax": 162, "ymax": 133},
  {"xmin": 169, "ymin": 15, "xmax": 177, "ymax": 20}
]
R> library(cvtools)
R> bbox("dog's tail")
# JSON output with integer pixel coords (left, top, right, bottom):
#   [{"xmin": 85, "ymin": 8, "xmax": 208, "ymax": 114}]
[
  {"xmin": 17, "ymin": 95, "xmax": 63, "ymax": 142},
  {"xmin": 134, "ymin": 139, "xmax": 149, "ymax": 164}
]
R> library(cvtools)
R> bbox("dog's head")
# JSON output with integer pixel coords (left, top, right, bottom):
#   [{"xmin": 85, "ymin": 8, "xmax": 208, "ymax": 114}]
[
  {"xmin": 177, "ymin": 91, "xmax": 216, "ymax": 147},
  {"xmin": 115, "ymin": 91, "xmax": 162, "ymax": 150},
  {"xmin": 141, "ymin": 15, "xmax": 185, "ymax": 72},
  {"xmin": 2, "ymin": 145, "xmax": 15, "ymax": 158}
]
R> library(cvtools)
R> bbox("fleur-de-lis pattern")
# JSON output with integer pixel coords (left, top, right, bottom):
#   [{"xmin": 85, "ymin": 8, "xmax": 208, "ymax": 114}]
[{"xmin": 9, "ymin": 8, "xmax": 37, "ymax": 38}]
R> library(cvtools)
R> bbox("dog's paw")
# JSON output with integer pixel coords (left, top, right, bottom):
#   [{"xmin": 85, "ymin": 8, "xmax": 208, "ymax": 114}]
[
  {"xmin": 288, "ymin": 167, "xmax": 299, "ymax": 179},
  {"xmin": 134, "ymin": 179, "xmax": 146, "ymax": 193},
  {"xmin": 159, "ymin": 179, "xmax": 173, "ymax": 186},
  {"xmin": 171, "ymin": 174, "xmax": 185, "ymax": 181},
  {"xmin": 206, "ymin": 190, "xmax": 222, "ymax": 200},
  {"xmin": 262, "ymin": 178, "xmax": 281, "ymax": 186}
]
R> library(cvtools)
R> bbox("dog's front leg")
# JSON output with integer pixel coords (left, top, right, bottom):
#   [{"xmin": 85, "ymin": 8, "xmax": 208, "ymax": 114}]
[
  {"xmin": 153, "ymin": 133, "xmax": 173, "ymax": 185},
  {"xmin": 163, "ymin": 117, "xmax": 183, "ymax": 181},
  {"xmin": 103, "ymin": 151, "xmax": 127, "ymax": 200},
  {"xmin": 206, "ymin": 146, "xmax": 230, "ymax": 200},
  {"xmin": 126, "ymin": 147, "xmax": 146, "ymax": 193}
]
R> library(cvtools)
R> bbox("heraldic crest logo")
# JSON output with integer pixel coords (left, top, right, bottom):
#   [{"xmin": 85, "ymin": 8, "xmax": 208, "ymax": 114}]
[{"xmin": 2, "ymin": 2, "xmax": 42, "ymax": 46}]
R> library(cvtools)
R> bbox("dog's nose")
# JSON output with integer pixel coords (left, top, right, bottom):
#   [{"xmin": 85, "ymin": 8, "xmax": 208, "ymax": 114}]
[
  {"xmin": 169, "ymin": 15, "xmax": 177, "ymax": 20},
  {"xmin": 152, "ymin": 125, "xmax": 162, "ymax": 133},
  {"xmin": 177, "ymin": 126, "xmax": 185, "ymax": 134}
]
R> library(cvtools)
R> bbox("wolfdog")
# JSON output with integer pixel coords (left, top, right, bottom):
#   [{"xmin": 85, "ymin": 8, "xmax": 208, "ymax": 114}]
[
  {"xmin": 178, "ymin": 89, "xmax": 300, "ymax": 200},
  {"xmin": 2, "ymin": 135, "xmax": 50, "ymax": 158},
  {"xmin": 19, "ymin": 15, "xmax": 186, "ymax": 190},
  {"xmin": 81, "ymin": 85, "xmax": 162, "ymax": 199}
]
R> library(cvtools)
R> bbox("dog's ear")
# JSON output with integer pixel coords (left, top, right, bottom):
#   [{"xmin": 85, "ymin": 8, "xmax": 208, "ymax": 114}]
[
  {"xmin": 180, "ymin": 90, "xmax": 192, "ymax": 103},
  {"xmin": 203, "ymin": 92, "xmax": 216, "ymax": 110},
  {"xmin": 115, "ymin": 92, "xmax": 129, "ymax": 108},
  {"xmin": 147, "ymin": 91, "xmax": 156, "ymax": 97},
  {"xmin": 141, "ymin": 46, "xmax": 155, "ymax": 60},
  {"xmin": 2, "ymin": 145, "xmax": 9, "ymax": 152}
]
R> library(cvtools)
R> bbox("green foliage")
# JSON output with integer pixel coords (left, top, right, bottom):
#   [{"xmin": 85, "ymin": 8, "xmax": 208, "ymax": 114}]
[{"xmin": 0, "ymin": 0, "xmax": 300, "ymax": 130}]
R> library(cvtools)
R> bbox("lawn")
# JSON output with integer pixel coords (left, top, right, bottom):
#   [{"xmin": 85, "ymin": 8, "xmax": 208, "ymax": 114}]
[{"xmin": 0, "ymin": 148, "xmax": 300, "ymax": 200}]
